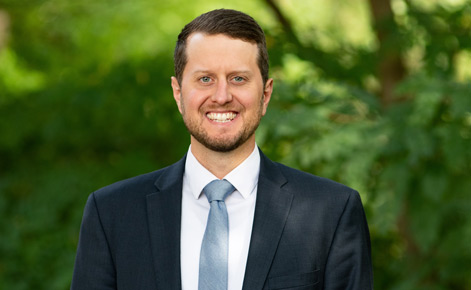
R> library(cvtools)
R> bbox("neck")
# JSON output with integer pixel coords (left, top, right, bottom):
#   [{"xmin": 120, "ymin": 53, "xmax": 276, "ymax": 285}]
[{"xmin": 190, "ymin": 136, "xmax": 256, "ymax": 179}]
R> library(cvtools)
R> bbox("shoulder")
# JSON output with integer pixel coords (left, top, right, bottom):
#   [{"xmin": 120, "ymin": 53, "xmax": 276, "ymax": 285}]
[
  {"xmin": 277, "ymin": 162, "xmax": 356, "ymax": 195},
  {"xmin": 260, "ymin": 150, "xmax": 356, "ymax": 194},
  {"xmin": 94, "ymin": 169, "xmax": 162, "ymax": 199},
  {"xmin": 261, "ymin": 154, "xmax": 360, "ymax": 207},
  {"xmin": 271, "ymin": 162, "xmax": 365, "ymax": 227},
  {"xmin": 92, "ymin": 155, "xmax": 186, "ymax": 203}
]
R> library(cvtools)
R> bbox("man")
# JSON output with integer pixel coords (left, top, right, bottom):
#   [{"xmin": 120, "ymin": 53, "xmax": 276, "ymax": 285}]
[{"xmin": 71, "ymin": 9, "xmax": 373, "ymax": 290}]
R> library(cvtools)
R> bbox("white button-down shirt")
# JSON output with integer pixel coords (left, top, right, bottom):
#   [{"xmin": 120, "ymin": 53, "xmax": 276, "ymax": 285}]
[{"xmin": 180, "ymin": 145, "xmax": 260, "ymax": 290}]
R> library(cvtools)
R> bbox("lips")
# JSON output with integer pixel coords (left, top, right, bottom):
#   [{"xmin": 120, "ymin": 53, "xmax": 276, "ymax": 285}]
[{"xmin": 206, "ymin": 112, "xmax": 237, "ymax": 123}]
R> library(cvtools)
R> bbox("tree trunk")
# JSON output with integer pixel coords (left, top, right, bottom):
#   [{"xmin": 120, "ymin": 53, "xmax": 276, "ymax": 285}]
[
  {"xmin": 0, "ymin": 10, "xmax": 10, "ymax": 51},
  {"xmin": 368, "ymin": 0, "xmax": 406, "ymax": 107}
]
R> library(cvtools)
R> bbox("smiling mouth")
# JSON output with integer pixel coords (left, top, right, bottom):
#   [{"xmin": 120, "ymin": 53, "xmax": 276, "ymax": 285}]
[{"xmin": 206, "ymin": 112, "xmax": 237, "ymax": 123}]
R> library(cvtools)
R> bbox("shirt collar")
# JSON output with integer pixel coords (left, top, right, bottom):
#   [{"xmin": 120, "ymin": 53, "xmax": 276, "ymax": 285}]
[{"xmin": 184, "ymin": 145, "xmax": 260, "ymax": 200}]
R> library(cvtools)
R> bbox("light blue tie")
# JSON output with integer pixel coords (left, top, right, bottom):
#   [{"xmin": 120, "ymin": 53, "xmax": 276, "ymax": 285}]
[{"xmin": 199, "ymin": 179, "xmax": 235, "ymax": 290}]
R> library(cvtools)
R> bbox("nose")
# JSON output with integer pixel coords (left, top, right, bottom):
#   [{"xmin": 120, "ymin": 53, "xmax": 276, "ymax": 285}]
[{"xmin": 211, "ymin": 80, "xmax": 232, "ymax": 105}]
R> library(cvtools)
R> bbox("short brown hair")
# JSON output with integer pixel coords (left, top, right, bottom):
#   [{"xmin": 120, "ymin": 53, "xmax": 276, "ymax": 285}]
[{"xmin": 174, "ymin": 9, "xmax": 269, "ymax": 85}]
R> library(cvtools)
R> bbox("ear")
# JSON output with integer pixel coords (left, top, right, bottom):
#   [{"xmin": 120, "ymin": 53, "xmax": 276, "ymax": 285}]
[
  {"xmin": 171, "ymin": 76, "xmax": 183, "ymax": 114},
  {"xmin": 261, "ymin": 78, "xmax": 273, "ymax": 116}
]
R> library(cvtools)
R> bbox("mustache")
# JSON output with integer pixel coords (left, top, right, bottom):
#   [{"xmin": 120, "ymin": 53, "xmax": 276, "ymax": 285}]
[{"xmin": 202, "ymin": 104, "xmax": 241, "ymax": 111}]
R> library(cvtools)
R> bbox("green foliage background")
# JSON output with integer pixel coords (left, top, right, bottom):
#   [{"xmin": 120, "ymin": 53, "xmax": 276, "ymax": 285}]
[{"xmin": 1, "ymin": 0, "xmax": 470, "ymax": 289}]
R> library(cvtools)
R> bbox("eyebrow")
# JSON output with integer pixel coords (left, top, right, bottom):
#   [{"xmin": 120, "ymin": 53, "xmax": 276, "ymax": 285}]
[{"xmin": 191, "ymin": 70, "xmax": 253, "ymax": 75}]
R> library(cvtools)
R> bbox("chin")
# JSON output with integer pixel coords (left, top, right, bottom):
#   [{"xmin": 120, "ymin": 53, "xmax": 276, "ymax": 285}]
[
  {"xmin": 202, "ymin": 140, "xmax": 243, "ymax": 153},
  {"xmin": 195, "ymin": 134, "xmax": 251, "ymax": 153}
]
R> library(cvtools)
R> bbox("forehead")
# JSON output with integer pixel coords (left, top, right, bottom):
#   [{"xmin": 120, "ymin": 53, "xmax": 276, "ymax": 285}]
[{"xmin": 184, "ymin": 33, "xmax": 259, "ymax": 70}]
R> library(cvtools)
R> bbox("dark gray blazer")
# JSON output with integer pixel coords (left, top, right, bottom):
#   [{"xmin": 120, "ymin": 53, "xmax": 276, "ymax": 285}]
[{"xmin": 71, "ymin": 150, "xmax": 373, "ymax": 289}]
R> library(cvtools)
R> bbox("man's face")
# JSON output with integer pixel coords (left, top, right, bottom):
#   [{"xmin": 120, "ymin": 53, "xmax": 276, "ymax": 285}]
[{"xmin": 171, "ymin": 33, "xmax": 273, "ymax": 152}]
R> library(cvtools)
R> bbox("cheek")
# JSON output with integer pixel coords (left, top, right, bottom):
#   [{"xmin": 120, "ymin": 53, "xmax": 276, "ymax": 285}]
[
  {"xmin": 182, "ymin": 89, "xmax": 205, "ymax": 112},
  {"xmin": 235, "ymin": 87, "xmax": 260, "ymax": 105},
  {"xmin": 244, "ymin": 92, "xmax": 264, "ymax": 112}
]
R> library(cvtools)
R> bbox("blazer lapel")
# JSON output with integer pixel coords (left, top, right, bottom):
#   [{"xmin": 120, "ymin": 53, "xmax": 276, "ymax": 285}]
[
  {"xmin": 146, "ymin": 156, "xmax": 186, "ymax": 290},
  {"xmin": 242, "ymin": 151, "xmax": 293, "ymax": 290}
]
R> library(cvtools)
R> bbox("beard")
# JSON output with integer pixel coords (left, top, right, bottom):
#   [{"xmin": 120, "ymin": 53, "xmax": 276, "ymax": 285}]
[{"xmin": 181, "ymin": 97, "xmax": 264, "ymax": 153}]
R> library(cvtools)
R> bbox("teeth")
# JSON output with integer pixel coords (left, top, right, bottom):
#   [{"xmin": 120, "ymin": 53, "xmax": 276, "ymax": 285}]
[{"xmin": 207, "ymin": 112, "xmax": 237, "ymax": 123}]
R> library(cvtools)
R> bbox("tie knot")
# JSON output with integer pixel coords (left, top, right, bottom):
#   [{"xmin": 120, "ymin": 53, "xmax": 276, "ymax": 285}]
[{"xmin": 203, "ymin": 179, "xmax": 235, "ymax": 202}]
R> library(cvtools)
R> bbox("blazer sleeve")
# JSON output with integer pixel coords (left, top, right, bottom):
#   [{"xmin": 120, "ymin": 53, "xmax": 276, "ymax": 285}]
[
  {"xmin": 71, "ymin": 193, "xmax": 116, "ymax": 290},
  {"xmin": 324, "ymin": 191, "xmax": 373, "ymax": 290}
]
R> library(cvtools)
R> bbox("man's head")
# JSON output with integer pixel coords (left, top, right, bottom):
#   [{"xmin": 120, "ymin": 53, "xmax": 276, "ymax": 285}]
[
  {"xmin": 174, "ymin": 9, "xmax": 269, "ymax": 86},
  {"xmin": 171, "ymin": 9, "xmax": 273, "ymax": 154}
]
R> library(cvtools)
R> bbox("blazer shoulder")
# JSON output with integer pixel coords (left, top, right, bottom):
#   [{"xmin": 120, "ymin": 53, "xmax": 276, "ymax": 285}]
[
  {"xmin": 274, "ymin": 161, "xmax": 358, "ymax": 198},
  {"xmin": 92, "ymin": 156, "xmax": 186, "ymax": 202}
]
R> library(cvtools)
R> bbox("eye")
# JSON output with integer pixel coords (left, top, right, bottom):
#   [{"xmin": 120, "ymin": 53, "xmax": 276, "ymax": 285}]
[
  {"xmin": 200, "ymin": 76, "xmax": 212, "ymax": 83},
  {"xmin": 232, "ymin": 76, "xmax": 245, "ymax": 82}
]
